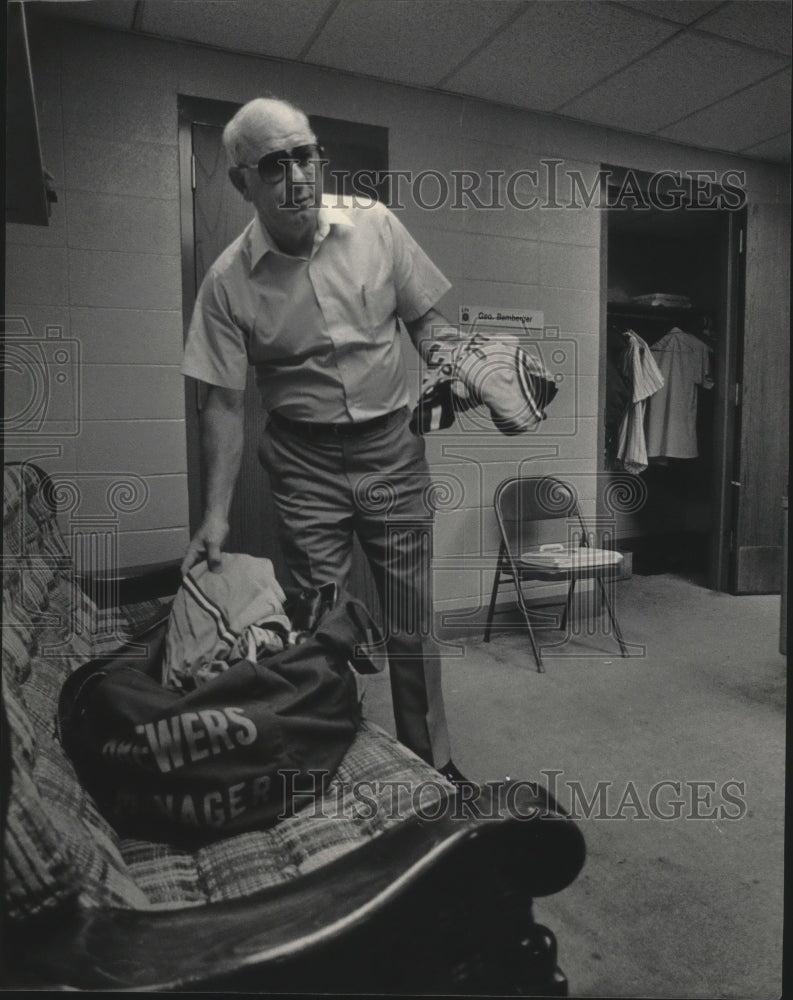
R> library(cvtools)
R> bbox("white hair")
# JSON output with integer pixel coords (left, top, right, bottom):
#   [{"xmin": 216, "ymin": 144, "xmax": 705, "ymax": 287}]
[{"xmin": 222, "ymin": 97, "xmax": 314, "ymax": 166}]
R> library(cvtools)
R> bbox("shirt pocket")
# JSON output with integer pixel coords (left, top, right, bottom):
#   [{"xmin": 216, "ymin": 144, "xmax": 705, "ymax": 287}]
[{"xmin": 361, "ymin": 282, "xmax": 397, "ymax": 338}]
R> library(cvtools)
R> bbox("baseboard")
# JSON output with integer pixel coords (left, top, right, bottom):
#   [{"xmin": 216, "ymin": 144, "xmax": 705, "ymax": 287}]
[
  {"xmin": 434, "ymin": 552, "xmax": 632, "ymax": 641},
  {"xmin": 435, "ymin": 587, "xmax": 612, "ymax": 641}
]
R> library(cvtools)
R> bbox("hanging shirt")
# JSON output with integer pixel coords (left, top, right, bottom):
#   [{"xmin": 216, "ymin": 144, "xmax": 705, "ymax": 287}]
[
  {"xmin": 616, "ymin": 330, "xmax": 664, "ymax": 474},
  {"xmin": 605, "ymin": 345, "xmax": 632, "ymax": 465},
  {"xmin": 646, "ymin": 328, "xmax": 713, "ymax": 459}
]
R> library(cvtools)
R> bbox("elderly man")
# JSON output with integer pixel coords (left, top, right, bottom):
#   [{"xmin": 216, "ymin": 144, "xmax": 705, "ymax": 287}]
[{"xmin": 181, "ymin": 97, "xmax": 463, "ymax": 779}]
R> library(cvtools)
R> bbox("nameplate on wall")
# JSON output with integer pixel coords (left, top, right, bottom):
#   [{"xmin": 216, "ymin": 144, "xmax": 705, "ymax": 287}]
[{"xmin": 459, "ymin": 305, "xmax": 544, "ymax": 332}]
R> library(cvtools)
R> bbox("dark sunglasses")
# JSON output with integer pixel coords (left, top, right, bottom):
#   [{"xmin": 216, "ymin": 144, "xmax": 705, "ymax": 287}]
[{"xmin": 237, "ymin": 143, "xmax": 325, "ymax": 184}]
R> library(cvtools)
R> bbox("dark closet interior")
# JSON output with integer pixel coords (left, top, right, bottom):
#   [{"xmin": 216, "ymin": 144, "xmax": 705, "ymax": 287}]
[{"xmin": 605, "ymin": 203, "xmax": 728, "ymax": 583}]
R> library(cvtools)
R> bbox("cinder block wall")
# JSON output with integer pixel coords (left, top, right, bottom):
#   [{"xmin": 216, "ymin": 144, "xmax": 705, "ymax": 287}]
[{"xmin": 4, "ymin": 16, "xmax": 788, "ymax": 616}]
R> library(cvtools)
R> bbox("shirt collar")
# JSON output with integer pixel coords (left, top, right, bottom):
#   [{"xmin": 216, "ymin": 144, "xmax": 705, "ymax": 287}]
[{"xmin": 248, "ymin": 195, "xmax": 355, "ymax": 269}]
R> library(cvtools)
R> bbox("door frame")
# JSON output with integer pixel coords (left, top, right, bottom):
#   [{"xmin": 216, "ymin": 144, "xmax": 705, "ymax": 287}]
[
  {"xmin": 719, "ymin": 204, "xmax": 747, "ymax": 593},
  {"xmin": 177, "ymin": 95, "xmax": 238, "ymax": 536},
  {"xmin": 597, "ymin": 164, "xmax": 746, "ymax": 592}
]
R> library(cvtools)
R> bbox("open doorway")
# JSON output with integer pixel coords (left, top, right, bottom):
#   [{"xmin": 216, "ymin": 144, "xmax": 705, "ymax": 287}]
[{"xmin": 599, "ymin": 167, "xmax": 745, "ymax": 592}]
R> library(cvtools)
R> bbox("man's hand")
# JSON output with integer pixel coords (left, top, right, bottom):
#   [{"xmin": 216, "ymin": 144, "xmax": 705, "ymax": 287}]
[
  {"xmin": 181, "ymin": 383, "xmax": 245, "ymax": 576},
  {"xmin": 181, "ymin": 513, "xmax": 230, "ymax": 576}
]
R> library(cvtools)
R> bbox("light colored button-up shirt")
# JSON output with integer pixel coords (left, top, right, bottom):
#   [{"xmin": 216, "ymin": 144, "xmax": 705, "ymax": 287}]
[
  {"xmin": 182, "ymin": 196, "xmax": 451, "ymax": 422},
  {"xmin": 616, "ymin": 330, "xmax": 665, "ymax": 474},
  {"xmin": 646, "ymin": 328, "xmax": 713, "ymax": 459}
]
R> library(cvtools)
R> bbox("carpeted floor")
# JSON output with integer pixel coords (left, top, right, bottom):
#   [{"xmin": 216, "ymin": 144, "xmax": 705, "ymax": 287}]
[{"xmin": 362, "ymin": 571, "xmax": 787, "ymax": 999}]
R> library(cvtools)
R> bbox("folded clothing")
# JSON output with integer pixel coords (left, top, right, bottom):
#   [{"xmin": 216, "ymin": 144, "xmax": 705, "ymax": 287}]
[
  {"xmin": 520, "ymin": 544, "xmax": 623, "ymax": 570},
  {"xmin": 411, "ymin": 333, "xmax": 558, "ymax": 435},
  {"xmin": 630, "ymin": 293, "xmax": 691, "ymax": 309},
  {"xmin": 455, "ymin": 334, "xmax": 558, "ymax": 434},
  {"xmin": 162, "ymin": 554, "xmax": 292, "ymax": 690}
]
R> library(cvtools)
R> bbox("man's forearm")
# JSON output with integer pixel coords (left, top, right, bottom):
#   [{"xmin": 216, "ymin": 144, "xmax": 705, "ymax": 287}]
[
  {"xmin": 404, "ymin": 307, "xmax": 459, "ymax": 364},
  {"xmin": 201, "ymin": 387, "xmax": 245, "ymax": 520}
]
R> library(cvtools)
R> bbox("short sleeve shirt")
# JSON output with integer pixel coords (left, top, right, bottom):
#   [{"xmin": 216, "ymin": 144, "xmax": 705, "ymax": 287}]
[
  {"xmin": 181, "ymin": 196, "xmax": 451, "ymax": 422},
  {"xmin": 646, "ymin": 328, "xmax": 713, "ymax": 459}
]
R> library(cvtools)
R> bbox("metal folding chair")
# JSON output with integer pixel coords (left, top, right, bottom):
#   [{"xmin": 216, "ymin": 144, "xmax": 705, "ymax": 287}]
[{"xmin": 484, "ymin": 475, "xmax": 629, "ymax": 671}]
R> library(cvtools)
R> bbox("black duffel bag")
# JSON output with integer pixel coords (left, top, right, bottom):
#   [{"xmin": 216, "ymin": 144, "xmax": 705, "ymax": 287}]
[{"xmin": 57, "ymin": 585, "xmax": 382, "ymax": 843}]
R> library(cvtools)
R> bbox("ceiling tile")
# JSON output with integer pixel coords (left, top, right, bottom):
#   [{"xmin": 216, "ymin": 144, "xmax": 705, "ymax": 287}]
[
  {"xmin": 561, "ymin": 30, "xmax": 789, "ymax": 133},
  {"xmin": 303, "ymin": 0, "xmax": 524, "ymax": 87},
  {"xmin": 37, "ymin": 0, "xmax": 136, "ymax": 29},
  {"xmin": 141, "ymin": 0, "xmax": 335, "ymax": 61},
  {"xmin": 696, "ymin": 0, "xmax": 792, "ymax": 55},
  {"xmin": 741, "ymin": 131, "xmax": 791, "ymax": 163},
  {"xmin": 34, "ymin": 0, "xmax": 792, "ymax": 167},
  {"xmin": 444, "ymin": 1, "xmax": 678, "ymax": 111},
  {"xmin": 616, "ymin": 1, "xmax": 725, "ymax": 24},
  {"xmin": 657, "ymin": 70, "xmax": 791, "ymax": 153}
]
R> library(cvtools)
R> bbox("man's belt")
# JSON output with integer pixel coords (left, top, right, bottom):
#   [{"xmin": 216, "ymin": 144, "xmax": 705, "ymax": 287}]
[{"xmin": 268, "ymin": 408, "xmax": 403, "ymax": 439}]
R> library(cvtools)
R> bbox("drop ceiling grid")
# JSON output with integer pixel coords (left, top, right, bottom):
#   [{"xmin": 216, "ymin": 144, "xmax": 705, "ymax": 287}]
[
  {"xmin": 657, "ymin": 68, "xmax": 792, "ymax": 151},
  {"xmin": 29, "ymin": 0, "xmax": 793, "ymax": 164},
  {"xmin": 48, "ymin": 0, "xmax": 137, "ymax": 30},
  {"xmin": 301, "ymin": 0, "xmax": 525, "ymax": 87},
  {"xmin": 741, "ymin": 131, "xmax": 792, "ymax": 161},
  {"xmin": 139, "ymin": 0, "xmax": 338, "ymax": 61},
  {"xmin": 440, "ymin": 1, "xmax": 680, "ymax": 111},
  {"xmin": 559, "ymin": 30, "xmax": 789, "ymax": 135},
  {"xmin": 615, "ymin": 1, "xmax": 726, "ymax": 25},
  {"xmin": 694, "ymin": 0, "xmax": 793, "ymax": 55}
]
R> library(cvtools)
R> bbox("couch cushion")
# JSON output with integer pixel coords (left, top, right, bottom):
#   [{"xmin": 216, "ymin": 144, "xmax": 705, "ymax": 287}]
[
  {"xmin": 3, "ymin": 464, "xmax": 72, "ymax": 684},
  {"xmin": 2, "ymin": 674, "xmax": 82, "ymax": 920},
  {"xmin": 119, "ymin": 722, "xmax": 450, "ymax": 908},
  {"xmin": 3, "ymin": 463, "xmax": 72, "ymax": 582},
  {"xmin": 9, "ymin": 592, "xmax": 451, "ymax": 915},
  {"xmin": 3, "ymin": 464, "xmax": 81, "ymax": 919},
  {"xmin": 3, "ymin": 463, "xmax": 170, "ymax": 919},
  {"xmin": 3, "ymin": 461, "xmax": 454, "ymax": 920},
  {"xmin": 5, "ymin": 583, "xmax": 453, "ymax": 917},
  {"xmin": 3, "ymin": 584, "xmax": 167, "ymax": 921}
]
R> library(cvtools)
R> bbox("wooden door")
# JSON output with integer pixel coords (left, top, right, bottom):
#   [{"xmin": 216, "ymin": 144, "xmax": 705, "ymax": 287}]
[
  {"xmin": 730, "ymin": 203, "xmax": 790, "ymax": 594},
  {"xmin": 191, "ymin": 122, "xmax": 291, "ymax": 581}
]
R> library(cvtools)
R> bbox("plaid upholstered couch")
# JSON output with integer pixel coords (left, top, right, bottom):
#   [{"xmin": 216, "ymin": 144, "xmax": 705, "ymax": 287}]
[{"xmin": 1, "ymin": 461, "xmax": 585, "ymax": 993}]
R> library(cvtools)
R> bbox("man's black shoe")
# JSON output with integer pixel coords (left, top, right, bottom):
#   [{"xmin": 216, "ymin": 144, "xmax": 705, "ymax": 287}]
[{"xmin": 438, "ymin": 759, "xmax": 479, "ymax": 792}]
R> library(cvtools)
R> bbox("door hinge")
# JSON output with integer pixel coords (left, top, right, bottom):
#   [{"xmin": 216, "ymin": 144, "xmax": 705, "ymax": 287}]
[
  {"xmin": 739, "ymin": 228, "xmax": 744, "ymax": 254},
  {"xmin": 730, "ymin": 480, "xmax": 742, "ymax": 488},
  {"xmin": 191, "ymin": 153, "xmax": 196, "ymax": 191},
  {"xmin": 734, "ymin": 382, "xmax": 741, "ymax": 406}
]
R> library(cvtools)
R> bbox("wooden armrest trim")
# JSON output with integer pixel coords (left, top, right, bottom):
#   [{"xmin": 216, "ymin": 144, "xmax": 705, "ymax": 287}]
[
  {"xmin": 10, "ymin": 799, "xmax": 584, "ymax": 991},
  {"xmin": 12, "ymin": 811, "xmax": 469, "ymax": 988},
  {"xmin": 77, "ymin": 560, "xmax": 182, "ymax": 606},
  {"xmin": 81, "ymin": 559, "xmax": 182, "ymax": 582}
]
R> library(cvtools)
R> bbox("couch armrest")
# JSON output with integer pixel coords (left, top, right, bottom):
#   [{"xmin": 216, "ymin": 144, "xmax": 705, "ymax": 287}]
[
  {"xmin": 6, "ymin": 789, "xmax": 584, "ymax": 994},
  {"xmin": 76, "ymin": 559, "xmax": 182, "ymax": 608}
]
